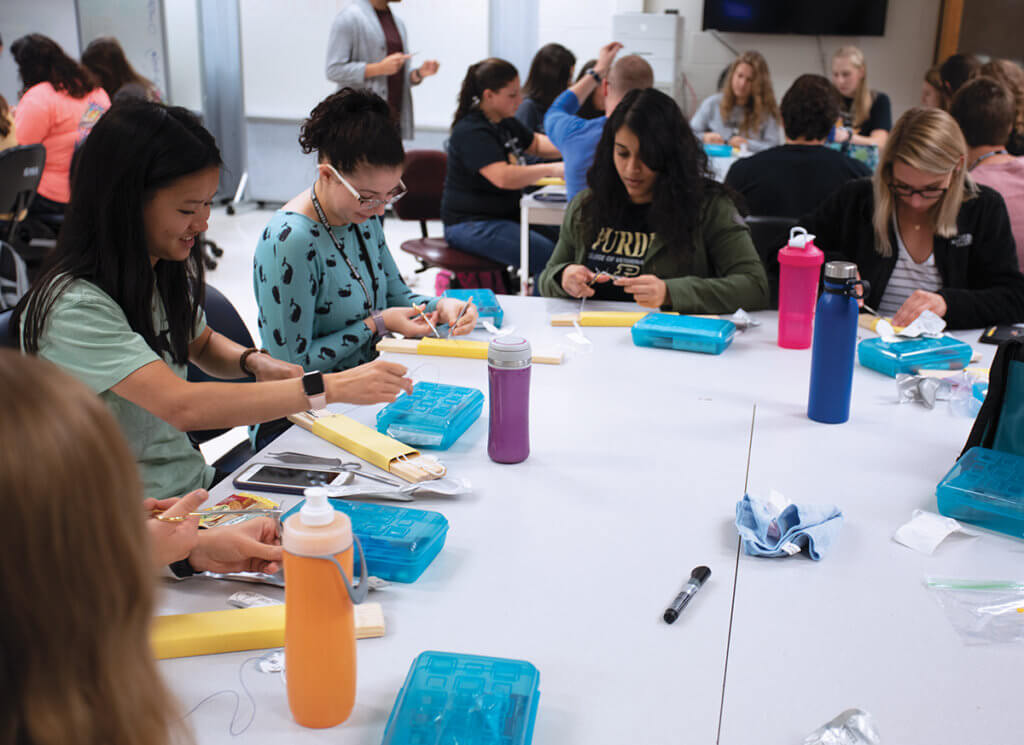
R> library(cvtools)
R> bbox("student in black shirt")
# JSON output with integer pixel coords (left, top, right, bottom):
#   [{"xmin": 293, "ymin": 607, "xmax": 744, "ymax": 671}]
[
  {"xmin": 515, "ymin": 43, "xmax": 576, "ymax": 135},
  {"xmin": 726, "ymin": 74, "xmax": 870, "ymax": 219},
  {"xmin": 442, "ymin": 58, "xmax": 563, "ymax": 283},
  {"xmin": 830, "ymin": 46, "xmax": 891, "ymax": 147}
]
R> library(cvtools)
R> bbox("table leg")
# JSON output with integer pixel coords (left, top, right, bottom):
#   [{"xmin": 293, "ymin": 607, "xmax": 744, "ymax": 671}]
[{"xmin": 520, "ymin": 199, "xmax": 530, "ymax": 296}]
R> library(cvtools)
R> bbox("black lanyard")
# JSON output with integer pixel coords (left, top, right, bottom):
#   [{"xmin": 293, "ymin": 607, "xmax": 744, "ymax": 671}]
[
  {"xmin": 969, "ymin": 149, "xmax": 1008, "ymax": 171},
  {"xmin": 310, "ymin": 182, "xmax": 377, "ymax": 311}
]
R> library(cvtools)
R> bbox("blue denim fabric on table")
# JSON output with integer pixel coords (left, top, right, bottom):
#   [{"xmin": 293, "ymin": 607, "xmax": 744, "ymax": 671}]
[{"xmin": 735, "ymin": 494, "xmax": 843, "ymax": 560}]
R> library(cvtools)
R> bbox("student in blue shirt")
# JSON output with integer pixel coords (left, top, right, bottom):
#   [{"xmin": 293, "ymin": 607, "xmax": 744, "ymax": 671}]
[
  {"xmin": 254, "ymin": 88, "xmax": 476, "ymax": 373},
  {"xmin": 544, "ymin": 42, "xmax": 654, "ymax": 202}
]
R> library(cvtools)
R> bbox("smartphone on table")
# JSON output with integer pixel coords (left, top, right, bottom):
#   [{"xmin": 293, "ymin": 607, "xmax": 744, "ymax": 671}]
[{"xmin": 233, "ymin": 464, "xmax": 351, "ymax": 495}]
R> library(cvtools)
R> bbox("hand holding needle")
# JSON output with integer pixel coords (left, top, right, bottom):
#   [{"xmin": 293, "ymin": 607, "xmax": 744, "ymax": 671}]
[
  {"xmin": 447, "ymin": 296, "xmax": 474, "ymax": 338},
  {"xmin": 414, "ymin": 303, "xmax": 442, "ymax": 338}
]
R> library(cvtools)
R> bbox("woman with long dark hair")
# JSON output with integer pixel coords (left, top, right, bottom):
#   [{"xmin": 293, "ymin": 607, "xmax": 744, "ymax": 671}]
[
  {"xmin": 16, "ymin": 101, "xmax": 412, "ymax": 500},
  {"xmin": 442, "ymin": 58, "xmax": 564, "ymax": 280},
  {"xmin": 81, "ymin": 36, "xmax": 163, "ymax": 103},
  {"xmin": 540, "ymin": 88, "xmax": 768, "ymax": 312},
  {"xmin": 10, "ymin": 34, "xmax": 110, "ymax": 216},
  {"xmin": 516, "ymin": 43, "xmax": 576, "ymax": 134},
  {"xmin": 254, "ymin": 88, "xmax": 476, "ymax": 373}
]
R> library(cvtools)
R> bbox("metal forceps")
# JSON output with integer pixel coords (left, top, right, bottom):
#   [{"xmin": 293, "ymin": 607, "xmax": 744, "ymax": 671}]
[{"xmin": 579, "ymin": 271, "xmax": 611, "ymax": 315}]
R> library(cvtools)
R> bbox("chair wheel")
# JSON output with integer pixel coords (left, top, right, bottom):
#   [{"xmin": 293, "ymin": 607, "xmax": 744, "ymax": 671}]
[{"xmin": 226, "ymin": 205, "xmax": 235, "ymax": 216}]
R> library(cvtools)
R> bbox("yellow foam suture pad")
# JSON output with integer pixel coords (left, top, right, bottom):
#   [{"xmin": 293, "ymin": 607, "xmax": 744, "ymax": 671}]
[
  {"xmin": 417, "ymin": 337, "xmax": 489, "ymax": 359},
  {"xmin": 311, "ymin": 413, "xmax": 417, "ymax": 471},
  {"xmin": 152, "ymin": 602, "xmax": 386, "ymax": 659}
]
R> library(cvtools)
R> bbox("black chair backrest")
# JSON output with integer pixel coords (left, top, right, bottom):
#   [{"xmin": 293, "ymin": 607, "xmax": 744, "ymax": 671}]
[
  {"xmin": 0, "ymin": 145, "xmax": 47, "ymax": 244},
  {"xmin": 0, "ymin": 309, "xmax": 15, "ymax": 350},
  {"xmin": 187, "ymin": 284, "xmax": 255, "ymax": 444},
  {"xmin": 392, "ymin": 150, "xmax": 446, "ymax": 233},
  {"xmin": 745, "ymin": 215, "xmax": 800, "ymax": 310}
]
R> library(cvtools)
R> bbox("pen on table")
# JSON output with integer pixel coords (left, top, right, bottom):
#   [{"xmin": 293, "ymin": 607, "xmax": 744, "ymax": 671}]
[
  {"xmin": 663, "ymin": 565, "xmax": 711, "ymax": 624},
  {"xmin": 415, "ymin": 304, "xmax": 442, "ymax": 338},
  {"xmin": 447, "ymin": 296, "xmax": 473, "ymax": 338}
]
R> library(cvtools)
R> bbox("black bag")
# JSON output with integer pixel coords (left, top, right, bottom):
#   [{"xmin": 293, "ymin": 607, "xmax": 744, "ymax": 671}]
[{"xmin": 961, "ymin": 338, "xmax": 1024, "ymax": 457}]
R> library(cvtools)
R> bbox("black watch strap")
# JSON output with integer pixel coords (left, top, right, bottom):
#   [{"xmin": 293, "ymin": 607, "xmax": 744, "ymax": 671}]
[{"xmin": 169, "ymin": 558, "xmax": 196, "ymax": 578}]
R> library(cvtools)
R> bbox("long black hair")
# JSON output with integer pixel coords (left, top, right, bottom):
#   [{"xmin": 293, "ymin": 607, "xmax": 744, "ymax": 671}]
[
  {"xmin": 522, "ymin": 43, "xmax": 576, "ymax": 112},
  {"xmin": 581, "ymin": 88, "xmax": 718, "ymax": 257},
  {"xmin": 299, "ymin": 87, "xmax": 403, "ymax": 170},
  {"xmin": 17, "ymin": 102, "xmax": 221, "ymax": 364},
  {"xmin": 452, "ymin": 58, "xmax": 518, "ymax": 128},
  {"xmin": 11, "ymin": 34, "xmax": 96, "ymax": 98}
]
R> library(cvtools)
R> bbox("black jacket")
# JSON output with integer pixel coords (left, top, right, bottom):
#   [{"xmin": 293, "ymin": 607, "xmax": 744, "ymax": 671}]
[{"xmin": 802, "ymin": 178, "xmax": 1024, "ymax": 329}]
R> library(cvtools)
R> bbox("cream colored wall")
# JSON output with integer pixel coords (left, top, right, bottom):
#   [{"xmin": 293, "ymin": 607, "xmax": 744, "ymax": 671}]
[{"xmin": 644, "ymin": 0, "xmax": 941, "ymax": 119}]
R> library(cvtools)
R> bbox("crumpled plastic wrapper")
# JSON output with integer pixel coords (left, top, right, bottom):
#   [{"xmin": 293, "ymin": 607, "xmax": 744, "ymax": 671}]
[
  {"xmin": 896, "ymin": 371, "xmax": 981, "ymax": 415},
  {"xmin": 877, "ymin": 309, "xmax": 946, "ymax": 342},
  {"xmin": 729, "ymin": 308, "xmax": 760, "ymax": 332},
  {"xmin": 803, "ymin": 708, "xmax": 881, "ymax": 745}
]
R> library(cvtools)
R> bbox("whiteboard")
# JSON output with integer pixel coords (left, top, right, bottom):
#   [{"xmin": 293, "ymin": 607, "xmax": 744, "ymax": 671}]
[
  {"xmin": 77, "ymin": 0, "xmax": 169, "ymax": 95},
  {"xmin": 239, "ymin": 0, "xmax": 488, "ymax": 129},
  {"xmin": 162, "ymin": 0, "xmax": 203, "ymax": 111}
]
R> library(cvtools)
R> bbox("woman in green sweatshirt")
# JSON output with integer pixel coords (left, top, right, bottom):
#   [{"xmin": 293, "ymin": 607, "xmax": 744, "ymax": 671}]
[{"xmin": 539, "ymin": 88, "xmax": 769, "ymax": 313}]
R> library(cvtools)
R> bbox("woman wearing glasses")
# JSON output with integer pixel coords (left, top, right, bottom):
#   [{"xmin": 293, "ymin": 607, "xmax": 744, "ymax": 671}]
[
  {"xmin": 804, "ymin": 107, "xmax": 1024, "ymax": 329},
  {"xmin": 255, "ymin": 88, "xmax": 476, "ymax": 373}
]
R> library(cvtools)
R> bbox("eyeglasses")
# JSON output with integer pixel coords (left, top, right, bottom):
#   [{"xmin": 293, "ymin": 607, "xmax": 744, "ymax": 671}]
[
  {"xmin": 323, "ymin": 163, "xmax": 407, "ymax": 209},
  {"xmin": 888, "ymin": 181, "xmax": 947, "ymax": 200}
]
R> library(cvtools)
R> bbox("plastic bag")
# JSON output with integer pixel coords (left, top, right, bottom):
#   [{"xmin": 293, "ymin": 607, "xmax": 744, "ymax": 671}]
[{"xmin": 925, "ymin": 578, "xmax": 1024, "ymax": 644}]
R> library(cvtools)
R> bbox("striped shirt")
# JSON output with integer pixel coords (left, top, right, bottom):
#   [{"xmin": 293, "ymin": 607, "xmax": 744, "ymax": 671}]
[{"xmin": 878, "ymin": 214, "xmax": 943, "ymax": 316}]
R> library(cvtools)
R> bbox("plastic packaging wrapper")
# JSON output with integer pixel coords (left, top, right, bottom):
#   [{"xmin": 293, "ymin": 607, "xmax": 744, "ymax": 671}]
[
  {"xmin": 925, "ymin": 578, "xmax": 1024, "ymax": 644},
  {"xmin": 803, "ymin": 708, "xmax": 881, "ymax": 745}
]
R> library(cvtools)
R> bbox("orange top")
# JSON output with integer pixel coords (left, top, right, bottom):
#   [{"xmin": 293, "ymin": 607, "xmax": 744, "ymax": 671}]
[{"xmin": 14, "ymin": 82, "xmax": 110, "ymax": 203}]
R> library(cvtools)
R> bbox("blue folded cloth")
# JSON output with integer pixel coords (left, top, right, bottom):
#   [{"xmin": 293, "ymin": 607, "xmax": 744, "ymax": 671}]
[{"xmin": 735, "ymin": 494, "xmax": 843, "ymax": 560}]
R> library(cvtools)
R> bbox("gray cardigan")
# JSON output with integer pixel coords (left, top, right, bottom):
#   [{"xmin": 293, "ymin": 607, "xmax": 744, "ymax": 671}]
[
  {"xmin": 689, "ymin": 93, "xmax": 783, "ymax": 154},
  {"xmin": 325, "ymin": 0, "xmax": 416, "ymax": 139}
]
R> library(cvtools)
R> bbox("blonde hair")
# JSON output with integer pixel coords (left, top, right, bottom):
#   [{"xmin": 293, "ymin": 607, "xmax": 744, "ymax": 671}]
[
  {"xmin": 833, "ymin": 46, "xmax": 872, "ymax": 130},
  {"xmin": 980, "ymin": 59, "xmax": 1024, "ymax": 137},
  {"xmin": 720, "ymin": 51, "xmax": 781, "ymax": 139},
  {"xmin": 872, "ymin": 107, "xmax": 976, "ymax": 258},
  {"xmin": 0, "ymin": 351, "xmax": 190, "ymax": 745}
]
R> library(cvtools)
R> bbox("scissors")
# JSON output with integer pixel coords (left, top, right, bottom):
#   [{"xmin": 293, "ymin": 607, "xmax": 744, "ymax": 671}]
[{"xmin": 267, "ymin": 451, "xmax": 404, "ymax": 487}]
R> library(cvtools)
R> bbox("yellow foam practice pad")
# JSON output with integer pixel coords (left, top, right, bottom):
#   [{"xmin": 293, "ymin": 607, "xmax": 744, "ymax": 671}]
[
  {"xmin": 550, "ymin": 311, "xmax": 682, "ymax": 327},
  {"xmin": 152, "ymin": 602, "xmax": 386, "ymax": 659}
]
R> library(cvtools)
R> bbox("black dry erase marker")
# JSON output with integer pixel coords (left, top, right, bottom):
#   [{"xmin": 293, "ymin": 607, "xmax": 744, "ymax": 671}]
[{"xmin": 663, "ymin": 566, "xmax": 711, "ymax": 624}]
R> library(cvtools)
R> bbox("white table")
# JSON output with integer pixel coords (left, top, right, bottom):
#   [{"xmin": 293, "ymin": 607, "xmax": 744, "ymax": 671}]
[
  {"xmin": 159, "ymin": 297, "xmax": 1021, "ymax": 744},
  {"xmin": 519, "ymin": 187, "xmax": 568, "ymax": 296}
]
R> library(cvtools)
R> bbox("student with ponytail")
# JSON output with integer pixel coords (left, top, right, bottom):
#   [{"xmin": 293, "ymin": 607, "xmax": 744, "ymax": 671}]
[{"xmin": 442, "ymin": 58, "xmax": 564, "ymax": 282}]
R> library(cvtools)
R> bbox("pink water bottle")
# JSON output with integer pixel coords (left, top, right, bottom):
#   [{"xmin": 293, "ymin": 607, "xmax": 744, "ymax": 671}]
[{"xmin": 777, "ymin": 226, "xmax": 825, "ymax": 349}]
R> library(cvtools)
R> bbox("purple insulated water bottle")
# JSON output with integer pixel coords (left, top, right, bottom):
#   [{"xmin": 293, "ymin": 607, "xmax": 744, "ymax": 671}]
[{"xmin": 488, "ymin": 336, "xmax": 531, "ymax": 464}]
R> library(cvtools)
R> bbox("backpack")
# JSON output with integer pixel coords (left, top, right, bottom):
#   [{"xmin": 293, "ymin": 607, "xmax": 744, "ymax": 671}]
[
  {"xmin": 961, "ymin": 337, "xmax": 1024, "ymax": 457},
  {"xmin": 0, "ymin": 240, "xmax": 29, "ymax": 312}
]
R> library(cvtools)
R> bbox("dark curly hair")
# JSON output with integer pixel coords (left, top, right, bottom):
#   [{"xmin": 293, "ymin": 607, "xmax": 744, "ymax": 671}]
[
  {"xmin": 299, "ymin": 87, "xmax": 404, "ymax": 171},
  {"xmin": 580, "ymin": 88, "xmax": 722, "ymax": 258},
  {"xmin": 780, "ymin": 74, "xmax": 840, "ymax": 141},
  {"xmin": 522, "ymin": 43, "xmax": 576, "ymax": 112},
  {"xmin": 11, "ymin": 33, "xmax": 96, "ymax": 98}
]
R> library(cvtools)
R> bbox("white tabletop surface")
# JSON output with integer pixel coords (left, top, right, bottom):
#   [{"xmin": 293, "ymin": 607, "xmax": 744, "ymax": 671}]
[{"xmin": 158, "ymin": 296, "xmax": 1021, "ymax": 744}]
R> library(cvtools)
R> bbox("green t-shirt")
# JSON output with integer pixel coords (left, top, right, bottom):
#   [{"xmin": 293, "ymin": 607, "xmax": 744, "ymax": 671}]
[{"xmin": 34, "ymin": 279, "xmax": 215, "ymax": 500}]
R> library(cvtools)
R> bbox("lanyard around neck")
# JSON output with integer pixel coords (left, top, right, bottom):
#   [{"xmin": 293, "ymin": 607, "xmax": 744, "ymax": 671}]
[
  {"xmin": 969, "ymin": 149, "xmax": 1008, "ymax": 171},
  {"xmin": 310, "ymin": 182, "xmax": 375, "ymax": 311}
]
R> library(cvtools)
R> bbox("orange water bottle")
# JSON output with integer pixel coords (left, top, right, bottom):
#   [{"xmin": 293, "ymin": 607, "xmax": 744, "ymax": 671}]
[{"xmin": 282, "ymin": 487, "xmax": 365, "ymax": 728}]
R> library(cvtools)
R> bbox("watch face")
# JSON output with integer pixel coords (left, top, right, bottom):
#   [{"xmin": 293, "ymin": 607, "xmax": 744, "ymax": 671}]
[{"xmin": 303, "ymin": 371, "xmax": 325, "ymax": 396}]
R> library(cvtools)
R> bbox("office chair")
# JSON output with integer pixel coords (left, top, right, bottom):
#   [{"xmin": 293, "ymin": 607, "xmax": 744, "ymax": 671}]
[
  {"xmin": 745, "ymin": 215, "xmax": 800, "ymax": 310},
  {"xmin": 393, "ymin": 149, "xmax": 515, "ymax": 291},
  {"xmin": 0, "ymin": 144, "xmax": 53, "ymax": 277},
  {"xmin": 0, "ymin": 309, "xmax": 15, "ymax": 350},
  {"xmin": 187, "ymin": 284, "xmax": 285, "ymax": 473}
]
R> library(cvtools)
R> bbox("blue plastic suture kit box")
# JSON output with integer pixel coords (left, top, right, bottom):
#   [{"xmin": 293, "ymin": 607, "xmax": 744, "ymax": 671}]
[
  {"xmin": 630, "ymin": 313, "xmax": 736, "ymax": 355},
  {"xmin": 376, "ymin": 382, "xmax": 484, "ymax": 450},
  {"xmin": 442, "ymin": 288, "xmax": 504, "ymax": 328},
  {"xmin": 936, "ymin": 447, "xmax": 1024, "ymax": 539},
  {"xmin": 381, "ymin": 651, "xmax": 541, "ymax": 745},
  {"xmin": 283, "ymin": 499, "xmax": 449, "ymax": 582},
  {"xmin": 857, "ymin": 335, "xmax": 972, "ymax": 377}
]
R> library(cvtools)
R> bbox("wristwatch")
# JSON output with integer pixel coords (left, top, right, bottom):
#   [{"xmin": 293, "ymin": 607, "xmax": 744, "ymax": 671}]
[
  {"xmin": 302, "ymin": 370, "xmax": 327, "ymax": 410},
  {"xmin": 371, "ymin": 310, "xmax": 387, "ymax": 339},
  {"xmin": 587, "ymin": 68, "xmax": 603, "ymax": 84}
]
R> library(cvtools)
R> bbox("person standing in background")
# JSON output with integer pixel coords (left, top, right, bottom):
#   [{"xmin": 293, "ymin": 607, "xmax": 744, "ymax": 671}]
[{"xmin": 326, "ymin": 0, "xmax": 439, "ymax": 140}]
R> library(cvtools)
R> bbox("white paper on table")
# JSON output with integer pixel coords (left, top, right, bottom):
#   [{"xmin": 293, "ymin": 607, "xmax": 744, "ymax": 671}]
[{"xmin": 893, "ymin": 509, "xmax": 980, "ymax": 554}]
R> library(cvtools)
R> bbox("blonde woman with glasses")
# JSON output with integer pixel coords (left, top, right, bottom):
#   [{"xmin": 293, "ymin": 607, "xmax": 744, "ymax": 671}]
[
  {"xmin": 690, "ymin": 50, "xmax": 783, "ymax": 153},
  {"xmin": 830, "ymin": 46, "xmax": 890, "ymax": 147},
  {"xmin": 804, "ymin": 107, "xmax": 1024, "ymax": 329},
  {"xmin": 254, "ymin": 88, "xmax": 476, "ymax": 373}
]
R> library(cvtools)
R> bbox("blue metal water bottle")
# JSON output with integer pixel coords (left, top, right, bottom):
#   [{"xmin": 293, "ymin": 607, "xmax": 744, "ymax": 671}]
[{"xmin": 808, "ymin": 261, "xmax": 863, "ymax": 423}]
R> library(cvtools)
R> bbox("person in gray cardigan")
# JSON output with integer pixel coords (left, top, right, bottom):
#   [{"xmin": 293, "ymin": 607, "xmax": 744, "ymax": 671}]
[{"xmin": 325, "ymin": 0, "xmax": 439, "ymax": 140}]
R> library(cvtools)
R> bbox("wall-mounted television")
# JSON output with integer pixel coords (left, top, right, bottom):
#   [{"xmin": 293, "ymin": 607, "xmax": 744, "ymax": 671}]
[{"xmin": 702, "ymin": 1, "xmax": 888, "ymax": 36}]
